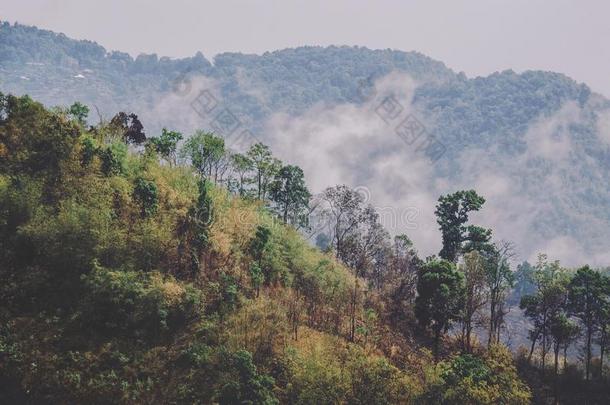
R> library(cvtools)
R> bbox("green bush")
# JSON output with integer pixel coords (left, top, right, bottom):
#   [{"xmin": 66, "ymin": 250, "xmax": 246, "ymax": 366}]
[{"xmin": 78, "ymin": 266, "xmax": 203, "ymax": 341}]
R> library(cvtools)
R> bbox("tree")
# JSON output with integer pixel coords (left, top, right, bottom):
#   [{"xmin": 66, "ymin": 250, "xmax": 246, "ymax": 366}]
[
  {"xmin": 415, "ymin": 259, "xmax": 465, "ymax": 359},
  {"xmin": 385, "ymin": 235, "xmax": 421, "ymax": 327},
  {"xmin": 510, "ymin": 261, "xmax": 536, "ymax": 305},
  {"xmin": 68, "ymin": 101, "xmax": 89, "ymax": 126},
  {"xmin": 549, "ymin": 313, "xmax": 578, "ymax": 376},
  {"xmin": 148, "ymin": 128, "xmax": 183, "ymax": 166},
  {"xmin": 246, "ymin": 143, "xmax": 281, "ymax": 200},
  {"xmin": 181, "ymin": 131, "xmax": 228, "ymax": 182},
  {"xmin": 319, "ymin": 185, "xmax": 390, "ymax": 341},
  {"xmin": 230, "ymin": 153, "xmax": 253, "ymax": 196},
  {"xmin": 461, "ymin": 225, "xmax": 493, "ymax": 255},
  {"xmin": 0, "ymin": 93, "xmax": 80, "ymax": 178},
  {"xmin": 218, "ymin": 350, "xmax": 278, "ymax": 405},
  {"xmin": 249, "ymin": 225, "xmax": 271, "ymax": 288},
  {"xmin": 182, "ymin": 179, "xmax": 214, "ymax": 274},
  {"xmin": 109, "ymin": 112, "xmax": 146, "ymax": 145},
  {"xmin": 269, "ymin": 164, "xmax": 311, "ymax": 226},
  {"xmin": 520, "ymin": 256, "xmax": 570, "ymax": 380},
  {"xmin": 597, "ymin": 276, "xmax": 610, "ymax": 378},
  {"xmin": 321, "ymin": 185, "xmax": 365, "ymax": 262},
  {"xmin": 99, "ymin": 141, "xmax": 128, "ymax": 176},
  {"xmin": 461, "ymin": 250, "xmax": 487, "ymax": 352},
  {"xmin": 568, "ymin": 266, "xmax": 606, "ymax": 380},
  {"xmin": 435, "ymin": 190, "xmax": 486, "ymax": 262},
  {"xmin": 484, "ymin": 241, "xmax": 515, "ymax": 348},
  {"xmin": 133, "ymin": 178, "xmax": 159, "ymax": 218}
]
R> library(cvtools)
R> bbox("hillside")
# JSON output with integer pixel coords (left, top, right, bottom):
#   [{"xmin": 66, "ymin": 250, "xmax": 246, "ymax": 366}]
[{"xmin": 0, "ymin": 93, "xmax": 543, "ymax": 404}]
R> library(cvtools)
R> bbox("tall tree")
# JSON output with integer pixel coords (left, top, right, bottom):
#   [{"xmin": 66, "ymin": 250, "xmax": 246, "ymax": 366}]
[
  {"xmin": 229, "ymin": 153, "xmax": 253, "ymax": 196},
  {"xmin": 68, "ymin": 101, "xmax": 89, "ymax": 126},
  {"xmin": 320, "ymin": 184, "xmax": 390, "ymax": 341},
  {"xmin": 568, "ymin": 266, "xmax": 606, "ymax": 380},
  {"xmin": 247, "ymin": 143, "xmax": 281, "ymax": 200},
  {"xmin": 435, "ymin": 190, "xmax": 486, "ymax": 262},
  {"xmin": 386, "ymin": 235, "xmax": 421, "ymax": 329},
  {"xmin": 484, "ymin": 241, "xmax": 515, "ymax": 348},
  {"xmin": 109, "ymin": 112, "xmax": 146, "ymax": 145},
  {"xmin": 181, "ymin": 131, "xmax": 228, "ymax": 182},
  {"xmin": 461, "ymin": 250, "xmax": 488, "ymax": 352},
  {"xmin": 511, "ymin": 261, "xmax": 536, "ymax": 305},
  {"xmin": 148, "ymin": 128, "xmax": 183, "ymax": 166},
  {"xmin": 549, "ymin": 313, "xmax": 578, "ymax": 377},
  {"xmin": 520, "ymin": 258, "xmax": 569, "ymax": 372},
  {"xmin": 321, "ymin": 185, "xmax": 366, "ymax": 263},
  {"xmin": 269, "ymin": 164, "xmax": 311, "ymax": 226},
  {"xmin": 598, "ymin": 275, "xmax": 610, "ymax": 378}
]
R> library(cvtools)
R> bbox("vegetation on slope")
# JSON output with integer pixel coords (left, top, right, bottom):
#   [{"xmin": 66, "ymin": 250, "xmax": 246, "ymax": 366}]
[{"xmin": 0, "ymin": 93, "xmax": 607, "ymax": 404}]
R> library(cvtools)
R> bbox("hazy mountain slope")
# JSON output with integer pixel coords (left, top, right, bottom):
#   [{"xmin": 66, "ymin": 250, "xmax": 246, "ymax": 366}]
[{"xmin": 1, "ymin": 21, "xmax": 610, "ymax": 266}]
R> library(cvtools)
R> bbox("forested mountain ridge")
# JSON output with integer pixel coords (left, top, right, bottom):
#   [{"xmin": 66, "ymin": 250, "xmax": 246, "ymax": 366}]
[{"xmin": 2, "ymin": 21, "xmax": 610, "ymax": 267}]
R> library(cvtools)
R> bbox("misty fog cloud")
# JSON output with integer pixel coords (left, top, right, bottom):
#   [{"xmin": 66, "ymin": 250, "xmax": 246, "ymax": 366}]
[
  {"xmin": 143, "ymin": 70, "xmax": 610, "ymax": 268},
  {"xmin": 261, "ymin": 73, "xmax": 610, "ymax": 268}
]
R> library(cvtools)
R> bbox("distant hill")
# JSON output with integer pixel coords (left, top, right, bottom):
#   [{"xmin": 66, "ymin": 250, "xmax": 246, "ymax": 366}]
[{"xmin": 1, "ymin": 21, "xmax": 609, "ymax": 266}]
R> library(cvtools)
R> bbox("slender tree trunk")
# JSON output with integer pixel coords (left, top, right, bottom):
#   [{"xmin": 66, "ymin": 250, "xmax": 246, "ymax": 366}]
[
  {"xmin": 434, "ymin": 328, "xmax": 441, "ymax": 362},
  {"xmin": 349, "ymin": 280, "xmax": 357, "ymax": 342},
  {"xmin": 466, "ymin": 322, "xmax": 472, "ymax": 353},
  {"xmin": 554, "ymin": 342, "xmax": 560, "ymax": 376},
  {"xmin": 528, "ymin": 330, "xmax": 540, "ymax": 363},
  {"xmin": 586, "ymin": 327, "xmax": 592, "ymax": 381},
  {"xmin": 257, "ymin": 171, "xmax": 262, "ymax": 199},
  {"xmin": 563, "ymin": 344, "xmax": 568, "ymax": 372},
  {"xmin": 488, "ymin": 296, "xmax": 496, "ymax": 348},
  {"xmin": 554, "ymin": 341, "xmax": 561, "ymax": 405},
  {"xmin": 600, "ymin": 327, "xmax": 606, "ymax": 379}
]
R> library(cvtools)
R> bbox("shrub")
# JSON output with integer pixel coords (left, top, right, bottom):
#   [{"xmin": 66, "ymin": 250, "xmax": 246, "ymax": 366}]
[{"xmin": 78, "ymin": 266, "xmax": 203, "ymax": 342}]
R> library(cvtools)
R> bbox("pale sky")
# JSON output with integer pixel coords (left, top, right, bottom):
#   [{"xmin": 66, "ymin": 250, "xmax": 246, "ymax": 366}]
[{"xmin": 2, "ymin": 0, "xmax": 610, "ymax": 97}]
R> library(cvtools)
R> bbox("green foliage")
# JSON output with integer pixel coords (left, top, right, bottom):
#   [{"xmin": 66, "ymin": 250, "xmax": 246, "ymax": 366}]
[
  {"xmin": 100, "ymin": 141, "xmax": 128, "ymax": 176},
  {"xmin": 110, "ymin": 112, "xmax": 146, "ymax": 145},
  {"xmin": 218, "ymin": 350, "xmax": 278, "ymax": 405},
  {"xmin": 148, "ymin": 128, "xmax": 183, "ymax": 165},
  {"xmin": 247, "ymin": 143, "xmax": 282, "ymax": 200},
  {"xmin": 68, "ymin": 101, "xmax": 89, "ymax": 126},
  {"xmin": 250, "ymin": 225, "xmax": 271, "ymax": 263},
  {"xmin": 284, "ymin": 336, "xmax": 417, "ymax": 404},
  {"xmin": 249, "ymin": 263, "xmax": 265, "ymax": 294},
  {"xmin": 424, "ymin": 345, "xmax": 531, "ymax": 404},
  {"xmin": 80, "ymin": 135, "xmax": 97, "ymax": 166},
  {"xmin": 415, "ymin": 259, "xmax": 465, "ymax": 357},
  {"xmin": 181, "ymin": 130, "xmax": 226, "ymax": 179},
  {"xmin": 435, "ymin": 190, "xmax": 486, "ymax": 262},
  {"xmin": 568, "ymin": 265, "xmax": 608, "ymax": 379},
  {"xmin": 133, "ymin": 177, "xmax": 159, "ymax": 218},
  {"xmin": 78, "ymin": 266, "xmax": 203, "ymax": 341},
  {"xmin": 269, "ymin": 164, "xmax": 311, "ymax": 226},
  {"xmin": 188, "ymin": 178, "xmax": 214, "ymax": 266},
  {"xmin": 0, "ymin": 92, "xmax": 80, "ymax": 178}
]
